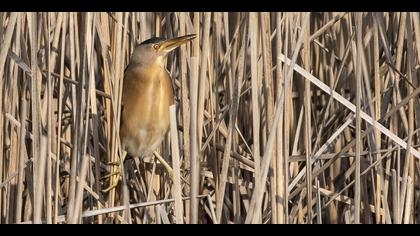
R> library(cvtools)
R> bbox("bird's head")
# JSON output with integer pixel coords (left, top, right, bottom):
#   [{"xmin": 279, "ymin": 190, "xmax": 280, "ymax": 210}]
[{"xmin": 130, "ymin": 34, "xmax": 197, "ymax": 67}]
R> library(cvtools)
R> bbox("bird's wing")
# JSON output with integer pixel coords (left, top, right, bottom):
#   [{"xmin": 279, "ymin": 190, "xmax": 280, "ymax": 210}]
[{"xmin": 165, "ymin": 68, "xmax": 176, "ymax": 104}]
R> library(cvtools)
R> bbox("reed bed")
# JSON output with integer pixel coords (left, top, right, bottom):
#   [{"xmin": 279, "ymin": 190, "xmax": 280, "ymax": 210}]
[{"xmin": 0, "ymin": 12, "xmax": 419, "ymax": 224}]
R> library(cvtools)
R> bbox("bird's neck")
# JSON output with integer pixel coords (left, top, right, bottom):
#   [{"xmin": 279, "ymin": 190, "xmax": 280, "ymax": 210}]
[{"xmin": 129, "ymin": 56, "xmax": 168, "ymax": 71}]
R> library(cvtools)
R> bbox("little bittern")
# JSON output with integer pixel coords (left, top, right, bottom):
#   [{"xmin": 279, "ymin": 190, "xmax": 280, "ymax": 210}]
[{"xmin": 102, "ymin": 34, "xmax": 197, "ymax": 192}]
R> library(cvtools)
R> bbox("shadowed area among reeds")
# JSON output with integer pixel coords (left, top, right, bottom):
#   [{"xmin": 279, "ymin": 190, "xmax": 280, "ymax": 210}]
[{"xmin": 0, "ymin": 12, "xmax": 419, "ymax": 224}]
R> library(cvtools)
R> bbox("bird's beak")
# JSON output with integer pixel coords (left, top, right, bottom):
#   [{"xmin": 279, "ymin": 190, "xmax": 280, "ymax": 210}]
[{"xmin": 158, "ymin": 34, "xmax": 197, "ymax": 53}]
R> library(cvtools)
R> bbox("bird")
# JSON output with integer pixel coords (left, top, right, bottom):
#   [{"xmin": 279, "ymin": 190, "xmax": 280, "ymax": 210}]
[{"xmin": 102, "ymin": 34, "xmax": 197, "ymax": 192}]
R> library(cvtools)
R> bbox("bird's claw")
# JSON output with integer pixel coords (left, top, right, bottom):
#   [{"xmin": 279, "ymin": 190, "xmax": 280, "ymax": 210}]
[{"xmin": 101, "ymin": 160, "xmax": 122, "ymax": 193}]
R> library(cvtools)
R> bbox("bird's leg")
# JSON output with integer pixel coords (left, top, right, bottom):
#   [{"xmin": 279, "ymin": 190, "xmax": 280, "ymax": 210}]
[
  {"xmin": 100, "ymin": 169, "xmax": 121, "ymax": 180},
  {"xmin": 105, "ymin": 161, "xmax": 120, "ymax": 166},
  {"xmin": 153, "ymin": 151, "xmax": 173, "ymax": 177},
  {"xmin": 101, "ymin": 151, "xmax": 127, "ymax": 193},
  {"xmin": 153, "ymin": 151, "xmax": 190, "ymax": 184}
]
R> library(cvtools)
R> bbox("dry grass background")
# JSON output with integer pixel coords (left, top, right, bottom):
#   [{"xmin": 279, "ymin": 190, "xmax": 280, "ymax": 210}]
[{"xmin": 0, "ymin": 12, "xmax": 419, "ymax": 224}]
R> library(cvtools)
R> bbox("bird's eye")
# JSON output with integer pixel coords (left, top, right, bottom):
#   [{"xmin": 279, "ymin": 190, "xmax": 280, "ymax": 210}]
[{"xmin": 153, "ymin": 44, "xmax": 159, "ymax": 50}]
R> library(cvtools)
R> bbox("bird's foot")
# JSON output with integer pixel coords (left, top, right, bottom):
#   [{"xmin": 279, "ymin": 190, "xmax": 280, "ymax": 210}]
[
  {"xmin": 101, "ymin": 162, "xmax": 122, "ymax": 193},
  {"xmin": 101, "ymin": 175, "xmax": 121, "ymax": 193},
  {"xmin": 100, "ymin": 170, "xmax": 121, "ymax": 181},
  {"xmin": 101, "ymin": 171, "xmax": 121, "ymax": 192},
  {"xmin": 105, "ymin": 161, "xmax": 120, "ymax": 166}
]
